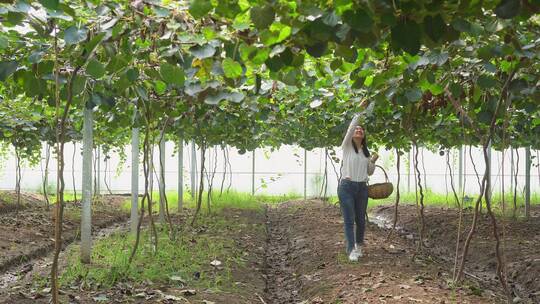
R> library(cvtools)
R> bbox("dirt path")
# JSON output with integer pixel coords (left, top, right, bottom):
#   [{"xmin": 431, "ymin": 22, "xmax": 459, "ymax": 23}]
[
  {"xmin": 262, "ymin": 200, "xmax": 504, "ymax": 304},
  {"xmin": 0, "ymin": 199, "xmax": 510, "ymax": 303},
  {"xmin": 0, "ymin": 194, "xmax": 129, "ymax": 275},
  {"xmin": 372, "ymin": 204, "xmax": 540, "ymax": 304},
  {"xmin": 0, "ymin": 208, "xmax": 268, "ymax": 304},
  {"xmin": 264, "ymin": 206, "xmax": 302, "ymax": 303}
]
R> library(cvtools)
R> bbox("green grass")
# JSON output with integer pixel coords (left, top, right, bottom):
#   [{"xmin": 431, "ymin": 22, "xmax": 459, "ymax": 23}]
[
  {"xmin": 59, "ymin": 214, "xmax": 255, "ymax": 291},
  {"xmin": 326, "ymin": 188, "xmax": 540, "ymax": 216},
  {"xmin": 122, "ymin": 189, "xmax": 301, "ymax": 213}
]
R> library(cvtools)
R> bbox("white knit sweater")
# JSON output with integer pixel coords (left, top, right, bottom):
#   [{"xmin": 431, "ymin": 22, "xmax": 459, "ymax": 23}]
[{"xmin": 340, "ymin": 114, "xmax": 375, "ymax": 182}]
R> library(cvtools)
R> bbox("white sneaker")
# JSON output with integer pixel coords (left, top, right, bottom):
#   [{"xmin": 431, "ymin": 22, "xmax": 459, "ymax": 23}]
[
  {"xmin": 355, "ymin": 245, "xmax": 363, "ymax": 258},
  {"xmin": 348, "ymin": 247, "xmax": 361, "ymax": 262}
]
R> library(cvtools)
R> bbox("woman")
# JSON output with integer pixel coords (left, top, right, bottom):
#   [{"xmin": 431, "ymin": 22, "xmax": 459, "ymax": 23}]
[{"xmin": 338, "ymin": 113, "xmax": 378, "ymax": 262}]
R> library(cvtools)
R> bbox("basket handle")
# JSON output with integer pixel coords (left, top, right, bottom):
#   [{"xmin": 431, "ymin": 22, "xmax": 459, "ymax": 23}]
[{"xmin": 375, "ymin": 165, "xmax": 389, "ymax": 182}]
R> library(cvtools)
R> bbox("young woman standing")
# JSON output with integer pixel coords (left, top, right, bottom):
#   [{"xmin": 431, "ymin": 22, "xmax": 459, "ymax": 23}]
[{"xmin": 338, "ymin": 113, "xmax": 378, "ymax": 261}]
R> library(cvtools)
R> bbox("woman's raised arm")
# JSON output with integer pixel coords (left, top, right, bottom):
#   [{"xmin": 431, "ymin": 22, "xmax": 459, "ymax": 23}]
[{"xmin": 341, "ymin": 114, "xmax": 360, "ymax": 149}]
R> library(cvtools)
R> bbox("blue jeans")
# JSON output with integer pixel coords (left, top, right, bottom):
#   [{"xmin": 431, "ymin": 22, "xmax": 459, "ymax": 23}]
[{"xmin": 337, "ymin": 179, "xmax": 368, "ymax": 254}]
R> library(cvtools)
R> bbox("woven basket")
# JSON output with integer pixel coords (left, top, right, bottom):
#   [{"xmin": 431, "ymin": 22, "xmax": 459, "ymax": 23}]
[{"xmin": 368, "ymin": 165, "xmax": 394, "ymax": 199}]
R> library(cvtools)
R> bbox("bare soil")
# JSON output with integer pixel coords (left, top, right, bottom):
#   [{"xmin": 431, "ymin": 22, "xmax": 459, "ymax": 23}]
[
  {"xmin": 0, "ymin": 199, "xmax": 510, "ymax": 303},
  {"xmin": 0, "ymin": 193, "xmax": 129, "ymax": 274},
  {"xmin": 0, "ymin": 208, "xmax": 267, "ymax": 304},
  {"xmin": 263, "ymin": 200, "xmax": 502, "ymax": 304},
  {"xmin": 372, "ymin": 203, "xmax": 540, "ymax": 304},
  {"xmin": 0, "ymin": 191, "xmax": 44, "ymax": 214}
]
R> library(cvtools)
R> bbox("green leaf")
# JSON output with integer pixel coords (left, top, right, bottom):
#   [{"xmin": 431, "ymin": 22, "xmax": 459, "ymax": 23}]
[
  {"xmin": 39, "ymin": 0, "xmax": 59, "ymax": 10},
  {"xmin": 160, "ymin": 63, "xmax": 185, "ymax": 86},
  {"xmin": 225, "ymin": 91, "xmax": 245, "ymax": 103},
  {"xmin": 72, "ymin": 76, "xmax": 87, "ymax": 95},
  {"xmin": 106, "ymin": 55, "xmax": 128, "ymax": 73},
  {"xmin": 12, "ymin": 2, "xmax": 31, "ymax": 13},
  {"xmin": 423, "ymin": 14, "xmax": 446, "ymax": 42},
  {"xmin": 322, "ymin": 11, "xmax": 339, "ymax": 27},
  {"xmin": 215, "ymin": 1, "xmax": 241, "ymax": 19},
  {"xmin": 282, "ymin": 69, "xmax": 298, "ymax": 85},
  {"xmin": 449, "ymin": 82, "xmax": 462, "ymax": 97},
  {"xmin": 477, "ymin": 110, "xmax": 492, "ymax": 124},
  {"xmin": 189, "ymin": 0, "xmax": 213, "ymax": 19},
  {"xmin": 84, "ymin": 33, "xmax": 105, "ymax": 56},
  {"xmin": 473, "ymin": 86, "xmax": 482, "ymax": 102},
  {"xmin": 23, "ymin": 72, "xmax": 46, "ymax": 97},
  {"xmin": 250, "ymin": 48, "xmax": 270, "ymax": 65},
  {"xmin": 46, "ymin": 10, "xmax": 73, "ymax": 21},
  {"xmin": 306, "ymin": 19, "xmax": 333, "ymax": 42},
  {"xmin": 154, "ymin": 80, "xmax": 167, "ymax": 94},
  {"xmin": 86, "ymin": 59, "xmax": 105, "ymax": 78},
  {"xmin": 222, "ymin": 58, "xmax": 243, "ymax": 79},
  {"xmin": 477, "ymin": 46, "xmax": 493, "ymax": 61},
  {"xmin": 391, "ymin": 20, "xmax": 421, "ymax": 55},
  {"xmin": 205, "ymin": 92, "xmax": 227, "ymax": 105},
  {"xmin": 0, "ymin": 36, "xmax": 8, "ymax": 49},
  {"xmin": 0, "ymin": 61, "xmax": 18, "ymax": 81},
  {"xmin": 190, "ymin": 44, "xmax": 216, "ymax": 59},
  {"xmin": 451, "ymin": 18, "xmax": 471, "ymax": 32},
  {"xmin": 494, "ymin": 0, "xmax": 521, "ymax": 19},
  {"xmin": 250, "ymin": 5, "xmax": 275, "ymax": 29},
  {"xmin": 477, "ymin": 75, "xmax": 497, "ymax": 89},
  {"xmin": 7, "ymin": 12, "xmax": 24, "ymax": 26},
  {"xmin": 427, "ymin": 51, "xmax": 449, "ymax": 66},
  {"xmin": 28, "ymin": 51, "xmax": 45, "ymax": 64},
  {"xmin": 405, "ymin": 88, "xmax": 422, "ymax": 102},
  {"xmin": 306, "ymin": 42, "xmax": 328, "ymax": 58},
  {"xmin": 310, "ymin": 99, "xmax": 323, "ymax": 108},
  {"xmin": 335, "ymin": 45, "xmax": 357, "ymax": 63},
  {"xmin": 64, "ymin": 26, "xmax": 88, "ymax": 45},
  {"xmin": 381, "ymin": 13, "xmax": 397, "ymax": 27},
  {"xmin": 342, "ymin": 9, "xmax": 373, "ymax": 32},
  {"xmin": 265, "ymin": 56, "xmax": 284, "ymax": 72},
  {"xmin": 126, "ymin": 68, "xmax": 139, "ymax": 82}
]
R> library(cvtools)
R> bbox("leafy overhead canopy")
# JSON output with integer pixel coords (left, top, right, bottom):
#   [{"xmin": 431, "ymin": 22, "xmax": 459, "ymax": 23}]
[{"xmin": 0, "ymin": 0, "xmax": 538, "ymax": 159}]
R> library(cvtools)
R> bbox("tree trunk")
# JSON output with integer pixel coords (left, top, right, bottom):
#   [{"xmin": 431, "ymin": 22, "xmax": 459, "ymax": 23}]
[
  {"xmin": 220, "ymin": 145, "xmax": 227, "ymax": 196},
  {"xmin": 525, "ymin": 147, "xmax": 531, "ymax": 220},
  {"xmin": 226, "ymin": 147, "xmax": 233, "ymax": 192},
  {"xmin": 303, "ymin": 149, "xmax": 307, "ymax": 200},
  {"xmin": 129, "ymin": 114, "xmax": 151, "ymax": 263},
  {"xmin": 206, "ymin": 146, "xmax": 218, "ymax": 214},
  {"xmin": 469, "ymin": 146, "xmax": 482, "ymax": 207},
  {"xmin": 178, "ymin": 134, "xmax": 183, "ymax": 211},
  {"xmin": 104, "ymin": 156, "xmax": 113, "ymax": 195},
  {"xmin": 131, "ymin": 125, "xmax": 139, "ymax": 235},
  {"xmin": 14, "ymin": 146, "xmax": 21, "ymax": 210},
  {"xmin": 72, "ymin": 142, "xmax": 77, "ymax": 202},
  {"xmin": 191, "ymin": 141, "xmax": 206, "ymax": 226},
  {"xmin": 191, "ymin": 140, "xmax": 197, "ymax": 198},
  {"xmin": 96, "ymin": 146, "xmax": 101, "ymax": 196},
  {"xmin": 252, "ymin": 149, "xmax": 256, "ymax": 196},
  {"xmin": 481, "ymin": 143, "xmax": 512, "ymax": 300},
  {"xmin": 459, "ymin": 146, "xmax": 463, "ymax": 194},
  {"xmin": 42, "ymin": 143, "xmax": 51, "ymax": 210},
  {"xmin": 407, "ymin": 151, "xmax": 411, "ymax": 193},
  {"xmin": 486, "ymin": 143, "xmax": 492, "ymax": 206},
  {"xmin": 421, "ymin": 147, "xmax": 427, "ymax": 190},
  {"xmin": 93, "ymin": 147, "xmax": 97, "ymax": 197},
  {"xmin": 51, "ymin": 36, "xmax": 81, "ymax": 303},
  {"xmin": 159, "ymin": 138, "xmax": 166, "ymax": 223},
  {"xmin": 386, "ymin": 148, "xmax": 401, "ymax": 241},
  {"xmin": 81, "ymin": 107, "xmax": 93, "ymax": 264},
  {"xmin": 413, "ymin": 144, "xmax": 426, "ymax": 251},
  {"xmin": 447, "ymin": 150, "xmax": 463, "ymax": 281},
  {"xmin": 513, "ymin": 148, "xmax": 519, "ymax": 218}
]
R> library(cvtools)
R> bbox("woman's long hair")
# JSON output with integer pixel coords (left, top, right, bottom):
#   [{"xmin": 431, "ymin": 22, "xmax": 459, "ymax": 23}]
[{"xmin": 352, "ymin": 137, "xmax": 370, "ymax": 157}]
